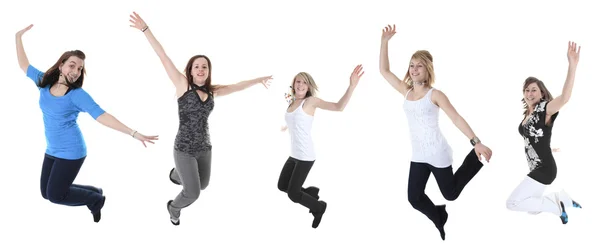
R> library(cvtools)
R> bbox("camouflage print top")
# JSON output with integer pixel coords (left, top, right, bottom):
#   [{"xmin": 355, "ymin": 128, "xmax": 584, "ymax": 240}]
[{"xmin": 174, "ymin": 83, "xmax": 214, "ymax": 155}]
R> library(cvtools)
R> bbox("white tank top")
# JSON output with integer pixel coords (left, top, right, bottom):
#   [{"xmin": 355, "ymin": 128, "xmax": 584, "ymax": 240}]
[
  {"xmin": 403, "ymin": 88, "xmax": 453, "ymax": 168},
  {"xmin": 285, "ymin": 99, "xmax": 316, "ymax": 161}
]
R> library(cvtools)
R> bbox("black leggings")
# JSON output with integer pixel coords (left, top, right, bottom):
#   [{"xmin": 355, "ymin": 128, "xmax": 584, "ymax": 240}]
[
  {"xmin": 407, "ymin": 149, "xmax": 483, "ymax": 226},
  {"xmin": 277, "ymin": 157, "xmax": 322, "ymax": 212},
  {"xmin": 40, "ymin": 154, "xmax": 104, "ymax": 214}
]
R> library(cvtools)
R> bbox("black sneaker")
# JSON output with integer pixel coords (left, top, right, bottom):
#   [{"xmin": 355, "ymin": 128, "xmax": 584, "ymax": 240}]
[
  {"xmin": 167, "ymin": 200, "xmax": 180, "ymax": 226},
  {"xmin": 93, "ymin": 196, "xmax": 106, "ymax": 223},
  {"xmin": 169, "ymin": 168, "xmax": 181, "ymax": 185},
  {"xmin": 435, "ymin": 205, "xmax": 448, "ymax": 241},
  {"xmin": 311, "ymin": 201, "xmax": 327, "ymax": 229}
]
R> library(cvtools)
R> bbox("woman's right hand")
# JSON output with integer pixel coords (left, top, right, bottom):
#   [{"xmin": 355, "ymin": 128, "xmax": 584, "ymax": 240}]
[
  {"xmin": 16, "ymin": 24, "xmax": 33, "ymax": 38},
  {"xmin": 381, "ymin": 24, "xmax": 396, "ymax": 42},
  {"xmin": 129, "ymin": 12, "xmax": 148, "ymax": 32},
  {"xmin": 133, "ymin": 131, "xmax": 159, "ymax": 148}
]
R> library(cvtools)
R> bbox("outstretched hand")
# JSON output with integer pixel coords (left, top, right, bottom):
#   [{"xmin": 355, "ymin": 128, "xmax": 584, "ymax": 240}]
[
  {"xmin": 349, "ymin": 64, "xmax": 364, "ymax": 87},
  {"xmin": 567, "ymin": 41, "xmax": 580, "ymax": 65},
  {"xmin": 255, "ymin": 75, "xmax": 273, "ymax": 89},
  {"xmin": 16, "ymin": 24, "xmax": 33, "ymax": 37},
  {"xmin": 133, "ymin": 132, "xmax": 159, "ymax": 148},
  {"xmin": 474, "ymin": 143, "xmax": 492, "ymax": 163},
  {"xmin": 129, "ymin": 11, "xmax": 148, "ymax": 31},
  {"xmin": 381, "ymin": 24, "xmax": 396, "ymax": 41}
]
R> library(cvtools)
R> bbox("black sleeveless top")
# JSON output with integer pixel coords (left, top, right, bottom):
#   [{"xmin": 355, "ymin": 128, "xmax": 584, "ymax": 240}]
[
  {"xmin": 518, "ymin": 100, "xmax": 559, "ymax": 184},
  {"xmin": 174, "ymin": 83, "xmax": 214, "ymax": 154}
]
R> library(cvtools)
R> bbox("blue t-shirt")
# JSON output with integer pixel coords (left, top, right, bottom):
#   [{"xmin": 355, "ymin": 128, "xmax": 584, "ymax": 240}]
[{"xmin": 27, "ymin": 65, "xmax": 106, "ymax": 160}]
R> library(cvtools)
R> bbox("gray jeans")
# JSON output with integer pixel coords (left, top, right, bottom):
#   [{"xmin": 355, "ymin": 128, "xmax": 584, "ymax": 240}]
[{"xmin": 168, "ymin": 149, "xmax": 212, "ymax": 219}]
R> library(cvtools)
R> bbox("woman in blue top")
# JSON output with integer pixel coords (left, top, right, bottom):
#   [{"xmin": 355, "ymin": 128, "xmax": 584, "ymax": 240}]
[{"xmin": 15, "ymin": 24, "xmax": 159, "ymax": 223}]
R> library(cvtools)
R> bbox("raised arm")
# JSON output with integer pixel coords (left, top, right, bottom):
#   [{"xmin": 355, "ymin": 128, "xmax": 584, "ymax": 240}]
[
  {"xmin": 546, "ymin": 41, "xmax": 580, "ymax": 116},
  {"xmin": 432, "ymin": 89, "xmax": 492, "ymax": 162},
  {"xmin": 311, "ymin": 65, "xmax": 364, "ymax": 112},
  {"xmin": 129, "ymin": 12, "xmax": 186, "ymax": 87},
  {"xmin": 15, "ymin": 24, "xmax": 33, "ymax": 74},
  {"xmin": 212, "ymin": 75, "xmax": 273, "ymax": 97},
  {"xmin": 379, "ymin": 24, "xmax": 410, "ymax": 96}
]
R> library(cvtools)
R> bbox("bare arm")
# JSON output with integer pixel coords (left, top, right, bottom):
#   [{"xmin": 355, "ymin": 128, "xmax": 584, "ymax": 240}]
[
  {"xmin": 213, "ymin": 76, "xmax": 273, "ymax": 97},
  {"xmin": 434, "ymin": 89, "xmax": 493, "ymax": 162},
  {"xmin": 129, "ymin": 12, "xmax": 186, "ymax": 87},
  {"xmin": 96, "ymin": 112, "xmax": 158, "ymax": 147},
  {"xmin": 433, "ymin": 90, "xmax": 477, "ymax": 139},
  {"xmin": 312, "ymin": 64, "xmax": 364, "ymax": 112},
  {"xmin": 379, "ymin": 24, "xmax": 410, "ymax": 95},
  {"xmin": 312, "ymin": 85, "xmax": 357, "ymax": 112},
  {"xmin": 96, "ymin": 113, "xmax": 135, "ymax": 136},
  {"xmin": 546, "ymin": 41, "xmax": 581, "ymax": 116},
  {"xmin": 15, "ymin": 24, "xmax": 33, "ymax": 74}
]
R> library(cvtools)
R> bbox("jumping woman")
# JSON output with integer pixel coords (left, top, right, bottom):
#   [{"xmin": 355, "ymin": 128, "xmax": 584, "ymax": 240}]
[
  {"xmin": 379, "ymin": 24, "xmax": 493, "ymax": 240},
  {"xmin": 278, "ymin": 65, "xmax": 364, "ymax": 229},
  {"xmin": 505, "ymin": 41, "xmax": 583, "ymax": 224},
  {"xmin": 128, "ymin": 12, "xmax": 273, "ymax": 226},
  {"xmin": 15, "ymin": 24, "xmax": 158, "ymax": 223}
]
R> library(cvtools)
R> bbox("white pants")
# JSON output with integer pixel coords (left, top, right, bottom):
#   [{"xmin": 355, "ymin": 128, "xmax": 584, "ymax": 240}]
[{"xmin": 505, "ymin": 176, "xmax": 572, "ymax": 216}]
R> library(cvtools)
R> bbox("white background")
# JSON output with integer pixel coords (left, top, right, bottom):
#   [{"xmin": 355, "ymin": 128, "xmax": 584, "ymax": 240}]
[{"xmin": 0, "ymin": 0, "xmax": 597, "ymax": 248}]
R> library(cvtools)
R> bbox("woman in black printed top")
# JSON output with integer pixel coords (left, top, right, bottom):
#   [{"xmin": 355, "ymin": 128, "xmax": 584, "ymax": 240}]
[
  {"xmin": 505, "ymin": 41, "xmax": 582, "ymax": 224},
  {"xmin": 129, "ymin": 12, "xmax": 273, "ymax": 226}
]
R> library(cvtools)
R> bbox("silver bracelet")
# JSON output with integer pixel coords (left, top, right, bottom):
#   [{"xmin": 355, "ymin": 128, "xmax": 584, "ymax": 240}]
[
  {"xmin": 130, "ymin": 130, "xmax": 138, "ymax": 137},
  {"xmin": 141, "ymin": 26, "xmax": 148, "ymax": 32}
]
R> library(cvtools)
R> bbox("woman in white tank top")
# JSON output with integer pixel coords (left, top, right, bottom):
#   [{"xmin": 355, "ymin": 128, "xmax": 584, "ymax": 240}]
[
  {"xmin": 278, "ymin": 65, "xmax": 364, "ymax": 229},
  {"xmin": 379, "ymin": 24, "xmax": 493, "ymax": 240}
]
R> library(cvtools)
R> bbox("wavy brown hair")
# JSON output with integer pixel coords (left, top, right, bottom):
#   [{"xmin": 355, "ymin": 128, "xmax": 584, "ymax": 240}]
[
  {"xmin": 37, "ymin": 50, "xmax": 86, "ymax": 89},
  {"xmin": 521, "ymin": 76, "xmax": 554, "ymax": 116}
]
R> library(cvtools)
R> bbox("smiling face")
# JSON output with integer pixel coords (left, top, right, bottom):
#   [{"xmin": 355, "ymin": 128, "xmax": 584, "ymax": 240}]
[
  {"xmin": 293, "ymin": 76, "xmax": 310, "ymax": 98},
  {"xmin": 521, "ymin": 77, "xmax": 553, "ymax": 114},
  {"xmin": 59, "ymin": 56, "xmax": 84, "ymax": 83},
  {"xmin": 291, "ymin": 72, "xmax": 318, "ymax": 100},
  {"xmin": 523, "ymin": 82, "xmax": 543, "ymax": 107},
  {"xmin": 403, "ymin": 50, "xmax": 435, "ymax": 87},
  {"xmin": 409, "ymin": 59, "xmax": 428, "ymax": 84},
  {"xmin": 191, "ymin": 57, "xmax": 210, "ymax": 84}
]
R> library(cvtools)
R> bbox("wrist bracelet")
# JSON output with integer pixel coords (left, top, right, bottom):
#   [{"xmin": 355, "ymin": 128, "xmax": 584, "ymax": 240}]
[
  {"xmin": 141, "ymin": 26, "xmax": 148, "ymax": 32},
  {"xmin": 131, "ymin": 130, "xmax": 138, "ymax": 137}
]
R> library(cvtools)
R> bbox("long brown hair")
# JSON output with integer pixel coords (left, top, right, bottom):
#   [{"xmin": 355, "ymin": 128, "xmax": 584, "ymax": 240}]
[
  {"xmin": 38, "ymin": 50, "xmax": 86, "ymax": 89},
  {"xmin": 184, "ymin": 55, "xmax": 214, "ymax": 93},
  {"xmin": 521, "ymin": 76, "xmax": 554, "ymax": 116}
]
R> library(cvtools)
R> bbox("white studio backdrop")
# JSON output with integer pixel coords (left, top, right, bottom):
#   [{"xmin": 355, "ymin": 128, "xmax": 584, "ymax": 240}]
[{"xmin": 0, "ymin": 0, "xmax": 597, "ymax": 248}]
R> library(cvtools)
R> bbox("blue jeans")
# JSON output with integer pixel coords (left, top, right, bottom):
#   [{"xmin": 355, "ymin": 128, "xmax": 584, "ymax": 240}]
[{"xmin": 40, "ymin": 154, "xmax": 104, "ymax": 214}]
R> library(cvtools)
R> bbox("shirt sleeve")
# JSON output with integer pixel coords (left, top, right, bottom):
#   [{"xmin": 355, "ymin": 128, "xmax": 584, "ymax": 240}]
[
  {"xmin": 69, "ymin": 88, "xmax": 106, "ymax": 119},
  {"xmin": 26, "ymin": 65, "xmax": 44, "ymax": 89}
]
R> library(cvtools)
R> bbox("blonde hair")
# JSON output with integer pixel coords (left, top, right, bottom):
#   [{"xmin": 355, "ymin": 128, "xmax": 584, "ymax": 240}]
[
  {"xmin": 290, "ymin": 72, "xmax": 319, "ymax": 101},
  {"xmin": 402, "ymin": 50, "xmax": 436, "ymax": 88}
]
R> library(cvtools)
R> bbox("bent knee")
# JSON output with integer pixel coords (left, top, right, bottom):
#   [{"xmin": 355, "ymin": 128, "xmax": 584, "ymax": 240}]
[
  {"xmin": 505, "ymin": 199, "xmax": 518, "ymax": 210},
  {"xmin": 183, "ymin": 188, "xmax": 201, "ymax": 200},
  {"xmin": 47, "ymin": 193, "xmax": 66, "ymax": 203},
  {"xmin": 287, "ymin": 192, "xmax": 302, "ymax": 203}
]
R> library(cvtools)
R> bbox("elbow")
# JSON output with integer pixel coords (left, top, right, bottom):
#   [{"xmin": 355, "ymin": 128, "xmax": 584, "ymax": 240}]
[
  {"xmin": 379, "ymin": 67, "xmax": 389, "ymax": 75},
  {"xmin": 95, "ymin": 112, "xmax": 108, "ymax": 122}
]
